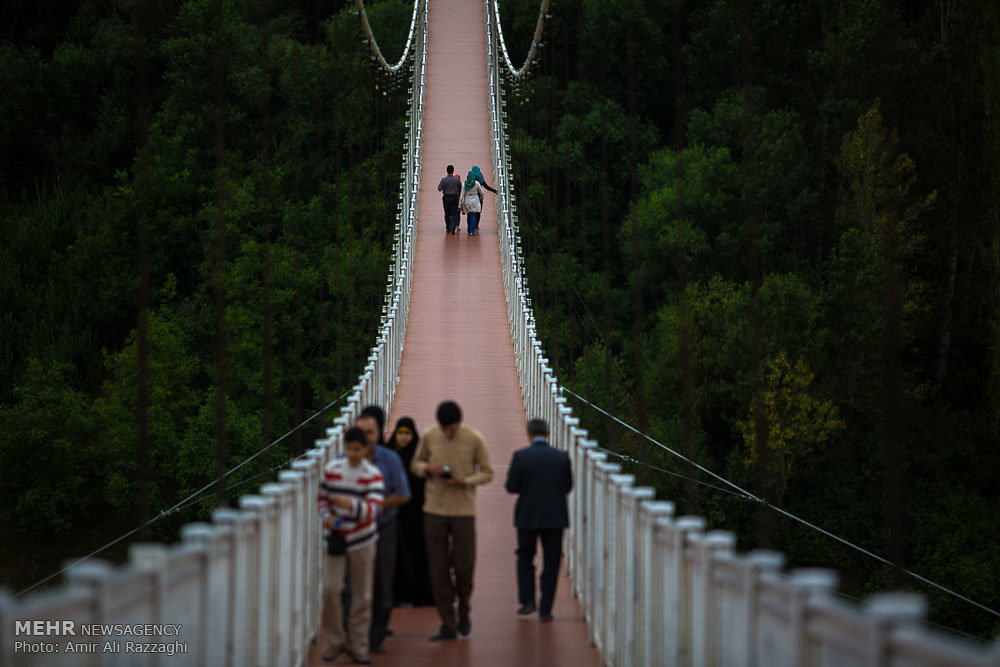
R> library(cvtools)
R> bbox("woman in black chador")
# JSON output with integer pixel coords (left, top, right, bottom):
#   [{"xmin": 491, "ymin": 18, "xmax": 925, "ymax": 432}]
[{"xmin": 388, "ymin": 417, "xmax": 435, "ymax": 606}]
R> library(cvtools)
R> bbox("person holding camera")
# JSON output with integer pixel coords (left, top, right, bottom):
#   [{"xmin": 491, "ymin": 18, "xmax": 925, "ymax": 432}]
[
  {"xmin": 318, "ymin": 427, "xmax": 385, "ymax": 664},
  {"xmin": 410, "ymin": 401, "xmax": 494, "ymax": 641}
]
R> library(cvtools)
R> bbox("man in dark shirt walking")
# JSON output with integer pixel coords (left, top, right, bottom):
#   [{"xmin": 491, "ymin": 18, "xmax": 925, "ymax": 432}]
[
  {"xmin": 437, "ymin": 164, "xmax": 462, "ymax": 235},
  {"xmin": 503, "ymin": 418, "xmax": 573, "ymax": 621}
]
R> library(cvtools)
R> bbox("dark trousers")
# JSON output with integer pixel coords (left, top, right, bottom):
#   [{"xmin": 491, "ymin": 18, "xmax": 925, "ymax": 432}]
[
  {"xmin": 370, "ymin": 517, "xmax": 398, "ymax": 647},
  {"xmin": 442, "ymin": 195, "xmax": 460, "ymax": 233},
  {"xmin": 424, "ymin": 513, "xmax": 476, "ymax": 633},
  {"xmin": 516, "ymin": 528, "xmax": 563, "ymax": 616}
]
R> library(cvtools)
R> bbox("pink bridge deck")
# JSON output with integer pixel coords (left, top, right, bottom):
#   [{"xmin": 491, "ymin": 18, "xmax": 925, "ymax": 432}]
[{"xmin": 308, "ymin": 0, "xmax": 599, "ymax": 664}]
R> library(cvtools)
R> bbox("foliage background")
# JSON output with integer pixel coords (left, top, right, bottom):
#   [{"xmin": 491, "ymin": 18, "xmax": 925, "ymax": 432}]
[
  {"xmin": 500, "ymin": 0, "xmax": 1000, "ymax": 639},
  {"xmin": 2, "ymin": 0, "xmax": 998, "ymax": 643},
  {"xmin": 0, "ymin": 0, "xmax": 411, "ymax": 593}
]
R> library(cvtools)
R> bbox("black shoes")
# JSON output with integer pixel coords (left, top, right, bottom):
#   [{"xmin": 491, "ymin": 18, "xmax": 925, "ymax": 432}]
[
  {"xmin": 517, "ymin": 603, "xmax": 553, "ymax": 621},
  {"xmin": 429, "ymin": 629, "xmax": 458, "ymax": 641},
  {"xmin": 457, "ymin": 616, "xmax": 471, "ymax": 636}
]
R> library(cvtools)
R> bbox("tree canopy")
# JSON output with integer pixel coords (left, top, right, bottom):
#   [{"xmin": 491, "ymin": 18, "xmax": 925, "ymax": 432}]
[
  {"xmin": 502, "ymin": 0, "xmax": 1000, "ymax": 638},
  {"xmin": 0, "ymin": 0, "xmax": 411, "ymax": 593}
]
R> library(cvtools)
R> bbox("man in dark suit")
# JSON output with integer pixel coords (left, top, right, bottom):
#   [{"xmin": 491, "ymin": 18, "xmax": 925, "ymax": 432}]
[{"xmin": 503, "ymin": 418, "xmax": 573, "ymax": 621}]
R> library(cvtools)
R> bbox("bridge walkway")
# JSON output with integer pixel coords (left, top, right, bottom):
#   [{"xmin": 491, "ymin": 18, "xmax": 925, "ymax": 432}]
[{"xmin": 307, "ymin": 0, "xmax": 598, "ymax": 664}]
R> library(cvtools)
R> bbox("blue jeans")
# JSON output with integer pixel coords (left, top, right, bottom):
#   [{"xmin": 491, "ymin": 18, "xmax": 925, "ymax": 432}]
[{"xmin": 467, "ymin": 211, "xmax": 481, "ymax": 235}]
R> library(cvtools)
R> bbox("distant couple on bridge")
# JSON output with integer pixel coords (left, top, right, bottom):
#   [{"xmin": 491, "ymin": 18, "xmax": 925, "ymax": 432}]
[
  {"xmin": 437, "ymin": 164, "xmax": 497, "ymax": 235},
  {"xmin": 318, "ymin": 401, "xmax": 572, "ymax": 662}
]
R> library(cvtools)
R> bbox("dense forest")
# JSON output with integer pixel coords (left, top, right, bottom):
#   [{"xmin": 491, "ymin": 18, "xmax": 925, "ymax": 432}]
[
  {"xmin": 2, "ymin": 0, "xmax": 997, "ymax": 643},
  {"xmin": 500, "ymin": 0, "xmax": 1000, "ymax": 640},
  {"xmin": 0, "ymin": 0, "xmax": 410, "ymax": 593}
]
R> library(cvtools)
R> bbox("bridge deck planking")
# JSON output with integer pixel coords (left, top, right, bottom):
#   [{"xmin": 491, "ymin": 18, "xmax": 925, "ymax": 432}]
[{"xmin": 309, "ymin": 0, "xmax": 598, "ymax": 664}]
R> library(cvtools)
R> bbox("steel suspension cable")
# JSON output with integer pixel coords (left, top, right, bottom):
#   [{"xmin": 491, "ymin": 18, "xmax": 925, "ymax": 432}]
[
  {"xmin": 491, "ymin": 0, "xmax": 551, "ymax": 77},
  {"xmin": 561, "ymin": 384, "xmax": 1000, "ymax": 621},
  {"xmin": 484, "ymin": 0, "xmax": 1000, "ymax": 642},
  {"xmin": 14, "ymin": 0, "xmax": 429, "ymax": 610},
  {"xmin": 354, "ymin": 0, "xmax": 420, "ymax": 73},
  {"xmin": 14, "ymin": 388, "xmax": 353, "ymax": 599}
]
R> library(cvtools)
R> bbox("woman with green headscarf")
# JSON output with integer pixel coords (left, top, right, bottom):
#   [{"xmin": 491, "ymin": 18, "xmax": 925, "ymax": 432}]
[
  {"xmin": 459, "ymin": 166, "xmax": 497, "ymax": 235},
  {"xmin": 470, "ymin": 165, "xmax": 498, "ymax": 208},
  {"xmin": 460, "ymin": 171, "xmax": 487, "ymax": 236},
  {"xmin": 470, "ymin": 165, "xmax": 497, "ymax": 193}
]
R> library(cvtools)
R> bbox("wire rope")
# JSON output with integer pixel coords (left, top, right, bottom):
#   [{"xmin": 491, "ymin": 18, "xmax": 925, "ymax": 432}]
[
  {"xmin": 14, "ymin": 0, "xmax": 429, "ymax": 610},
  {"xmin": 561, "ymin": 384, "xmax": 1000, "ymax": 620},
  {"xmin": 490, "ymin": 0, "xmax": 551, "ymax": 78},
  {"xmin": 484, "ymin": 0, "xmax": 1000, "ymax": 639},
  {"xmin": 14, "ymin": 388, "xmax": 351, "ymax": 599},
  {"xmin": 593, "ymin": 445, "xmax": 754, "ymax": 500},
  {"xmin": 354, "ymin": 0, "xmax": 420, "ymax": 73}
]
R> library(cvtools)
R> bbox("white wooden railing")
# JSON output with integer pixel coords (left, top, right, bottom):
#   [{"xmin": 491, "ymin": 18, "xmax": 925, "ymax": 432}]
[
  {"xmin": 4, "ymin": 2, "xmax": 998, "ymax": 665},
  {"xmin": 0, "ymin": 4, "xmax": 427, "ymax": 666},
  {"xmin": 484, "ymin": 1, "xmax": 1000, "ymax": 666}
]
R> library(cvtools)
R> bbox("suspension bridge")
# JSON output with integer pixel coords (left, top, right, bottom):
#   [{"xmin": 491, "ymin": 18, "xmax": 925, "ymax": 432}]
[{"xmin": 2, "ymin": 1, "xmax": 999, "ymax": 666}]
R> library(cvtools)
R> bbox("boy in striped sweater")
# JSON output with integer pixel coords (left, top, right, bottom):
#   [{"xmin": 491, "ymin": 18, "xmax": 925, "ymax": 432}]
[{"xmin": 318, "ymin": 427, "xmax": 384, "ymax": 664}]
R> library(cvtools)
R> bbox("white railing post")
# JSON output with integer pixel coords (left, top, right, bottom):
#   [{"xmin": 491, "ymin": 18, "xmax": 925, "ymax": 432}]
[
  {"xmin": 261, "ymin": 483, "xmax": 294, "ymax": 667},
  {"xmin": 278, "ymin": 469, "xmax": 307, "ymax": 667},
  {"xmin": 210, "ymin": 509, "xmax": 253, "ymax": 667},
  {"xmin": 664, "ymin": 516, "xmax": 706, "ymax": 667},
  {"xmin": 238, "ymin": 494, "xmax": 276, "ymax": 667},
  {"xmin": 292, "ymin": 457, "xmax": 323, "ymax": 649},
  {"xmin": 692, "ymin": 530, "xmax": 737, "ymax": 667},
  {"xmin": 638, "ymin": 500, "xmax": 675, "ymax": 665},
  {"xmin": 180, "ymin": 522, "xmax": 230, "ymax": 667},
  {"xmin": 531, "ymin": 342, "xmax": 542, "ymax": 416},
  {"xmin": 590, "ymin": 459, "xmax": 619, "ymax": 651},
  {"xmin": 572, "ymin": 438, "xmax": 594, "ymax": 607},
  {"xmin": 64, "ymin": 561, "xmax": 115, "ymax": 667},
  {"xmin": 298, "ymin": 454, "xmax": 328, "ymax": 640},
  {"xmin": 561, "ymin": 418, "xmax": 581, "ymax": 581},
  {"xmin": 788, "ymin": 569, "xmax": 838, "ymax": 667},
  {"xmin": 864, "ymin": 593, "xmax": 926, "ymax": 667},
  {"xmin": 732, "ymin": 550, "xmax": 785, "ymax": 667},
  {"xmin": 605, "ymin": 472, "xmax": 635, "ymax": 664},
  {"xmin": 618, "ymin": 486, "xmax": 655, "ymax": 667}
]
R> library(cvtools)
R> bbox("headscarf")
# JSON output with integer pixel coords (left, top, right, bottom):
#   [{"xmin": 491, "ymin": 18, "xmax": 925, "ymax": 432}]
[
  {"xmin": 464, "ymin": 171, "xmax": 478, "ymax": 191},
  {"xmin": 471, "ymin": 165, "xmax": 485, "ymax": 184},
  {"xmin": 387, "ymin": 417, "xmax": 420, "ymax": 465}
]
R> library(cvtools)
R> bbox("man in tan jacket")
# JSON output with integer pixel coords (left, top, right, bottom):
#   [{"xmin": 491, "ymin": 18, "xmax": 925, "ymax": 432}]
[{"xmin": 411, "ymin": 400, "xmax": 494, "ymax": 640}]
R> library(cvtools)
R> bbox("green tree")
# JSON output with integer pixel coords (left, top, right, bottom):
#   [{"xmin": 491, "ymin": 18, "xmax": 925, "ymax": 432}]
[{"xmin": 738, "ymin": 352, "xmax": 844, "ymax": 504}]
